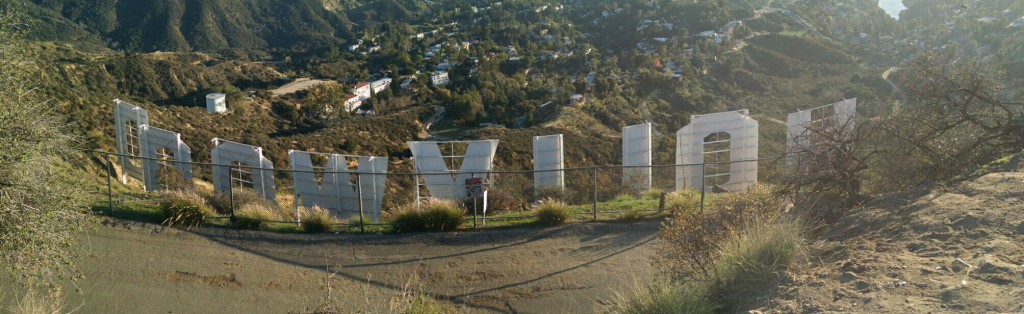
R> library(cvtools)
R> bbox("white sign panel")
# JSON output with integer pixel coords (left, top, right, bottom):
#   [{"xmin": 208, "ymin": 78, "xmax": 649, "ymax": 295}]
[
  {"xmin": 139, "ymin": 125, "xmax": 193, "ymax": 192},
  {"xmin": 211, "ymin": 138, "xmax": 276, "ymax": 200},
  {"xmin": 786, "ymin": 98, "xmax": 856, "ymax": 166},
  {"xmin": 623, "ymin": 122, "xmax": 653, "ymax": 191},
  {"xmin": 408, "ymin": 140, "xmax": 499, "ymax": 200},
  {"xmin": 113, "ymin": 99, "xmax": 149, "ymax": 183},
  {"xmin": 290, "ymin": 150, "xmax": 389, "ymax": 221},
  {"xmin": 533, "ymin": 134, "xmax": 564, "ymax": 192},
  {"xmin": 676, "ymin": 110, "xmax": 758, "ymax": 192}
]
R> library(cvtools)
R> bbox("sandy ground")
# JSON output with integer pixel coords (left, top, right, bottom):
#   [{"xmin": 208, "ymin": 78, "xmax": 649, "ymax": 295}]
[
  {"xmin": 766, "ymin": 172, "xmax": 1024, "ymax": 313},
  {"xmin": 15, "ymin": 220, "xmax": 660, "ymax": 313},
  {"xmin": 271, "ymin": 78, "xmax": 334, "ymax": 96}
]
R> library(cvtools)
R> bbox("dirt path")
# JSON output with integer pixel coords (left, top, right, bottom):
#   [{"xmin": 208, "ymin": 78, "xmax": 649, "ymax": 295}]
[
  {"xmin": 271, "ymin": 78, "xmax": 335, "ymax": 97},
  {"xmin": 38, "ymin": 220, "xmax": 660, "ymax": 313}
]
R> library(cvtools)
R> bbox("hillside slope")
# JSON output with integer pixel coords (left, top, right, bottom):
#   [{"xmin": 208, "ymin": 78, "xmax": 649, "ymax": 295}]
[
  {"xmin": 27, "ymin": 0, "xmax": 361, "ymax": 52},
  {"xmin": 769, "ymin": 171, "xmax": 1024, "ymax": 312}
]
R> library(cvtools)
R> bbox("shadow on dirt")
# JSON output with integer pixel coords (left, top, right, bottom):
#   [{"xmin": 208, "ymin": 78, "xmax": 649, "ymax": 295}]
[{"xmin": 186, "ymin": 221, "xmax": 660, "ymax": 312}]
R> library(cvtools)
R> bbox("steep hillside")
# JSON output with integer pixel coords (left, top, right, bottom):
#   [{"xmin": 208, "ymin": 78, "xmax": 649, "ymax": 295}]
[
  {"xmin": 28, "ymin": 0, "xmax": 361, "ymax": 52},
  {"xmin": 766, "ymin": 168, "xmax": 1024, "ymax": 312}
]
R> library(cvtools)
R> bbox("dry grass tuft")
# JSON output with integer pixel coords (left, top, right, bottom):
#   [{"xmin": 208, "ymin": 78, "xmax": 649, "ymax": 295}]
[{"xmin": 533, "ymin": 198, "xmax": 571, "ymax": 226}]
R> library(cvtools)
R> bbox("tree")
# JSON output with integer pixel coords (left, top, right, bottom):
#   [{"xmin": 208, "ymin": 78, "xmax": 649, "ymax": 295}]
[
  {"xmin": 0, "ymin": 1, "xmax": 90, "ymax": 284},
  {"xmin": 874, "ymin": 50, "xmax": 1024, "ymax": 190}
]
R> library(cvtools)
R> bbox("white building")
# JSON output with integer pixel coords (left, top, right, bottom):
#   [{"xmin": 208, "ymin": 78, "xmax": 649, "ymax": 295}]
[
  {"xmin": 430, "ymin": 71, "xmax": 449, "ymax": 87},
  {"xmin": 344, "ymin": 94, "xmax": 361, "ymax": 112},
  {"xmin": 400, "ymin": 77, "xmax": 415, "ymax": 90},
  {"xmin": 348, "ymin": 44, "xmax": 360, "ymax": 52},
  {"xmin": 206, "ymin": 93, "xmax": 227, "ymax": 113},
  {"xmin": 353, "ymin": 82, "xmax": 371, "ymax": 100},
  {"xmin": 371, "ymin": 78, "xmax": 392, "ymax": 94}
]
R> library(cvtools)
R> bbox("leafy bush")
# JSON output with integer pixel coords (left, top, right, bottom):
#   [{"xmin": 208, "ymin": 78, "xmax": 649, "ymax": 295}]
[
  {"xmin": 534, "ymin": 199, "xmax": 570, "ymax": 226},
  {"xmin": 301, "ymin": 206, "xmax": 336, "ymax": 233},
  {"xmin": 389, "ymin": 199, "xmax": 465, "ymax": 232},
  {"xmin": 160, "ymin": 190, "xmax": 215, "ymax": 228},
  {"xmin": 479, "ymin": 190, "xmax": 524, "ymax": 212}
]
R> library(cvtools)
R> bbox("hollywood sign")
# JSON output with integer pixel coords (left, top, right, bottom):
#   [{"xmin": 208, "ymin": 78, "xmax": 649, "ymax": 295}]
[{"xmin": 113, "ymin": 98, "xmax": 856, "ymax": 214}]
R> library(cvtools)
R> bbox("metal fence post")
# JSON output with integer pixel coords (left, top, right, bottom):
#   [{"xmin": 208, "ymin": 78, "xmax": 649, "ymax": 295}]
[
  {"xmin": 106, "ymin": 152, "xmax": 114, "ymax": 215},
  {"xmin": 592, "ymin": 167, "xmax": 598, "ymax": 221},
  {"xmin": 472, "ymin": 172, "xmax": 478, "ymax": 229},
  {"xmin": 228, "ymin": 163, "xmax": 236, "ymax": 223},
  {"xmin": 357, "ymin": 172, "xmax": 365, "ymax": 234},
  {"xmin": 700, "ymin": 163, "xmax": 706, "ymax": 214},
  {"xmin": 295, "ymin": 193, "xmax": 301, "ymax": 227}
]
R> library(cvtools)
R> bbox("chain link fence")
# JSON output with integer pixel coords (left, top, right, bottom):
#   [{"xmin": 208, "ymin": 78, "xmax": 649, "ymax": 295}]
[{"xmin": 85, "ymin": 150, "xmax": 788, "ymax": 232}]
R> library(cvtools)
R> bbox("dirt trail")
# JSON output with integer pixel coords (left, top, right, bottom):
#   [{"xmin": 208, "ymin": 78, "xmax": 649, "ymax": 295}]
[
  {"xmin": 24, "ymin": 220, "xmax": 660, "ymax": 313},
  {"xmin": 271, "ymin": 78, "xmax": 334, "ymax": 96},
  {"xmin": 768, "ymin": 172, "xmax": 1024, "ymax": 312}
]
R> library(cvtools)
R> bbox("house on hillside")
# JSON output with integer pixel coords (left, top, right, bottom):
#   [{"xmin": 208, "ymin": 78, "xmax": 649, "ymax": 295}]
[
  {"xmin": 401, "ymin": 77, "xmax": 416, "ymax": 90},
  {"xmin": 348, "ymin": 44, "xmax": 360, "ymax": 52},
  {"xmin": 353, "ymin": 82, "xmax": 371, "ymax": 100},
  {"xmin": 431, "ymin": 71, "xmax": 449, "ymax": 87},
  {"xmin": 344, "ymin": 94, "xmax": 361, "ymax": 112},
  {"xmin": 370, "ymin": 78, "xmax": 392, "ymax": 94}
]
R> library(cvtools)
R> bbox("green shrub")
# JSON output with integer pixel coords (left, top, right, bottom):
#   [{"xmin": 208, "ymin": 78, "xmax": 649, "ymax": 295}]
[
  {"xmin": 534, "ymin": 199, "xmax": 570, "ymax": 226},
  {"xmin": 160, "ymin": 190, "xmax": 215, "ymax": 228},
  {"xmin": 479, "ymin": 190, "xmax": 523, "ymax": 212},
  {"xmin": 301, "ymin": 206, "xmax": 336, "ymax": 233},
  {"xmin": 610, "ymin": 281, "xmax": 716, "ymax": 314},
  {"xmin": 389, "ymin": 199, "xmax": 465, "ymax": 232},
  {"xmin": 389, "ymin": 206, "xmax": 427, "ymax": 232}
]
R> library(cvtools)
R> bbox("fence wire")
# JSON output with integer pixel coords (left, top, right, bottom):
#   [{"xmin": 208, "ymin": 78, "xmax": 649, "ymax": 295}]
[{"xmin": 85, "ymin": 150, "xmax": 790, "ymax": 233}]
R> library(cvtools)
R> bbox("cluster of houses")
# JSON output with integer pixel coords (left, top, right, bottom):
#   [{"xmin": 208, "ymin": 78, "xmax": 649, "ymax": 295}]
[{"xmin": 343, "ymin": 77, "xmax": 393, "ymax": 114}]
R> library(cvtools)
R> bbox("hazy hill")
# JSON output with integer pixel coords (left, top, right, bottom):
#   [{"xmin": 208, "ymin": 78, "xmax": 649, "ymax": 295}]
[{"xmin": 27, "ymin": 0, "xmax": 361, "ymax": 52}]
